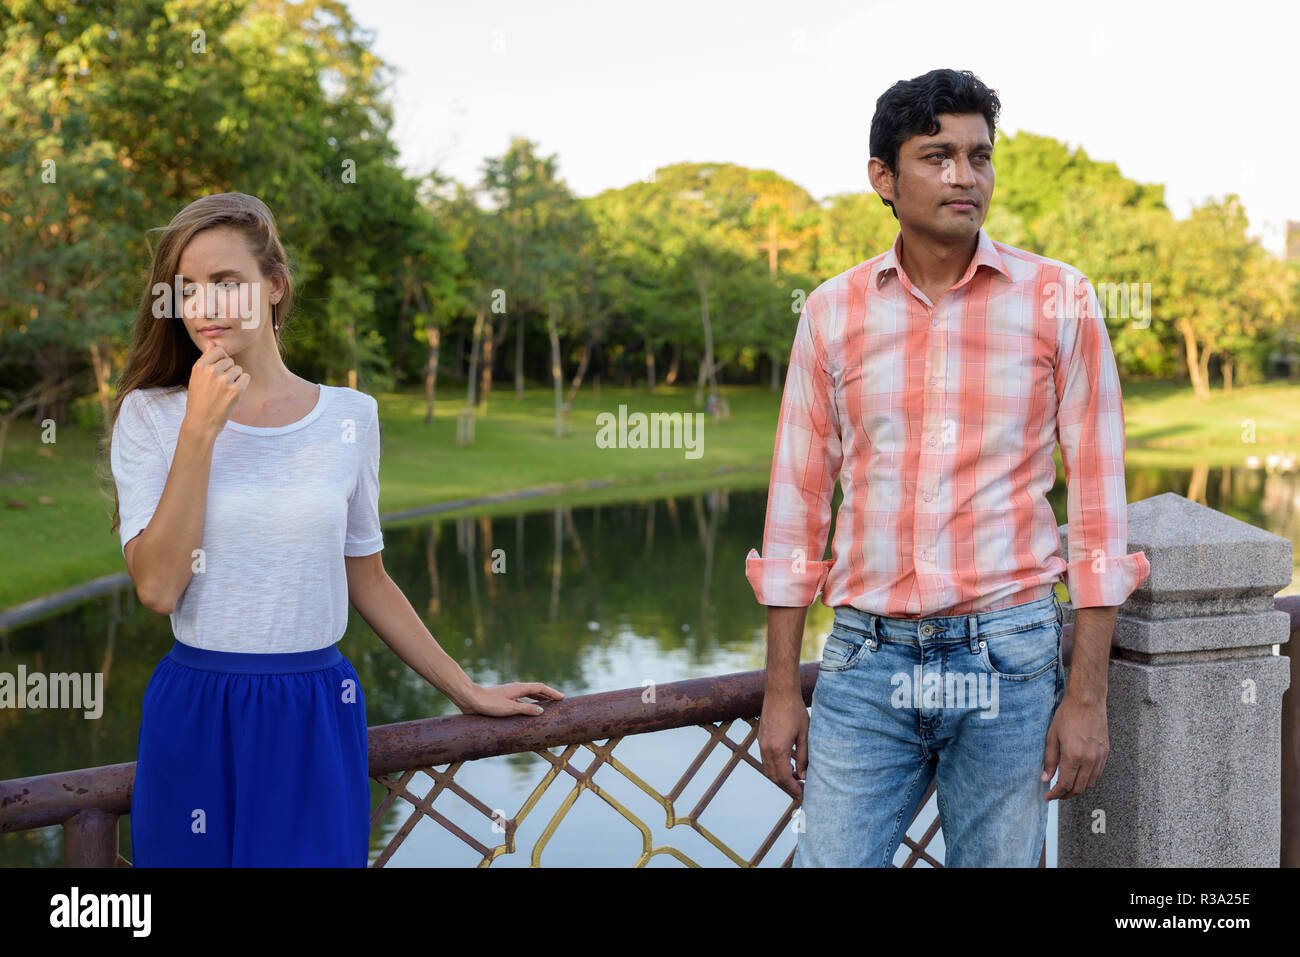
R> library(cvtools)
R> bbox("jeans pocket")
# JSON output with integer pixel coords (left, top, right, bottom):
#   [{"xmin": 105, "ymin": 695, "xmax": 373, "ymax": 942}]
[
  {"xmin": 977, "ymin": 619, "xmax": 1059, "ymax": 681},
  {"xmin": 819, "ymin": 621, "xmax": 868, "ymax": 674}
]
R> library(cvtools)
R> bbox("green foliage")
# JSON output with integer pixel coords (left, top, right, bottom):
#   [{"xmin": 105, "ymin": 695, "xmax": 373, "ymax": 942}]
[
  {"xmin": 994, "ymin": 130, "xmax": 1168, "ymax": 229},
  {"xmin": 1, "ymin": 0, "xmax": 1293, "ymax": 420},
  {"xmin": 0, "ymin": 0, "xmax": 456, "ymax": 403}
]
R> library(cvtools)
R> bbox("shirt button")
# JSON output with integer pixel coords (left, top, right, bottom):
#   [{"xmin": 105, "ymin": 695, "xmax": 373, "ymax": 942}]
[
  {"xmin": 931, "ymin": 317, "xmax": 939, "ymax": 327},
  {"xmin": 929, "ymin": 376, "xmax": 937, "ymax": 386},
  {"xmin": 928, "ymin": 436, "xmax": 937, "ymax": 446},
  {"xmin": 922, "ymin": 551, "xmax": 931, "ymax": 561},
  {"xmin": 923, "ymin": 493, "xmax": 932, "ymax": 502}
]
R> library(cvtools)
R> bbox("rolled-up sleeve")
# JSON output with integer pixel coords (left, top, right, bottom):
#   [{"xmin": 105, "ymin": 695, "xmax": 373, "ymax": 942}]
[
  {"xmin": 745, "ymin": 291, "xmax": 842, "ymax": 606},
  {"xmin": 1054, "ymin": 275, "xmax": 1151, "ymax": 607}
]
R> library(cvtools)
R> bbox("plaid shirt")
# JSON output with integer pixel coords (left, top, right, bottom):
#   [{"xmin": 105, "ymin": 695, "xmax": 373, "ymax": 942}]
[{"xmin": 745, "ymin": 228, "xmax": 1150, "ymax": 616}]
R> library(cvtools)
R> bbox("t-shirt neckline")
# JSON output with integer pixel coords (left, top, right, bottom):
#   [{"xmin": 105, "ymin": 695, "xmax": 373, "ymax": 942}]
[{"xmin": 223, "ymin": 383, "xmax": 329, "ymax": 435}]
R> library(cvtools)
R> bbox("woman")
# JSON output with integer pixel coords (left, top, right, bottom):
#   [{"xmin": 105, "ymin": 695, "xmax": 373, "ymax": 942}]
[{"xmin": 108, "ymin": 192, "xmax": 562, "ymax": 867}]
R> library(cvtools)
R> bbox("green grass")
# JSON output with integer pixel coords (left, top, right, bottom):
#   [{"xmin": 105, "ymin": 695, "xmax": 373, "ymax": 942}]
[
  {"xmin": 1120, "ymin": 379, "xmax": 1300, "ymax": 463},
  {"xmin": 2, "ymin": 377, "xmax": 1298, "ymax": 614}
]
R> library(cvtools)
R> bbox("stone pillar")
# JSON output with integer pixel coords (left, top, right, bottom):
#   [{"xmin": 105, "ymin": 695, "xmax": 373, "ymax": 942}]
[{"xmin": 1056, "ymin": 492, "xmax": 1293, "ymax": 866}]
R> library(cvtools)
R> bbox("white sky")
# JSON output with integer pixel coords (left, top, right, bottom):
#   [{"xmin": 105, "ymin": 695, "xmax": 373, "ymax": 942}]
[{"xmin": 351, "ymin": 0, "xmax": 1295, "ymax": 255}]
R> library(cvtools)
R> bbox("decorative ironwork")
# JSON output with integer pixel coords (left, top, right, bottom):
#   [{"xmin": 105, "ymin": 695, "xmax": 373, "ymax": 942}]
[
  {"xmin": 24, "ymin": 588, "xmax": 1288, "ymax": 869},
  {"xmin": 370, "ymin": 719, "xmax": 808, "ymax": 867},
  {"xmin": 0, "ymin": 660, "xmax": 948, "ymax": 867}
]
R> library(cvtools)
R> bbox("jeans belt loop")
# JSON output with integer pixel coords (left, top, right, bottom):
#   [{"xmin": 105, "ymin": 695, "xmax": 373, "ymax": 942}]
[
  {"xmin": 867, "ymin": 612, "xmax": 879, "ymax": 651},
  {"xmin": 968, "ymin": 613, "xmax": 980, "ymax": 655}
]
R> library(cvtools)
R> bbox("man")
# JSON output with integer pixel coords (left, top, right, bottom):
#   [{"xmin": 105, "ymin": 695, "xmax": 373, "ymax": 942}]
[{"xmin": 748, "ymin": 68, "xmax": 1151, "ymax": 867}]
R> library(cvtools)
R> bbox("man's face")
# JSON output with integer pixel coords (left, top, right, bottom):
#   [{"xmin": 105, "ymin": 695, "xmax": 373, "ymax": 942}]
[{"xmin": 871, "ymin": 112, "xmax": 994, "ymax": 241}]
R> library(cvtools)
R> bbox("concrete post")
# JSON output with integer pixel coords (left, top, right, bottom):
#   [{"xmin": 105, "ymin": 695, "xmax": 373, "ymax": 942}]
[{"xmin": 1056, "ymin": 492, "xmax": 1293, "ymax": 866}]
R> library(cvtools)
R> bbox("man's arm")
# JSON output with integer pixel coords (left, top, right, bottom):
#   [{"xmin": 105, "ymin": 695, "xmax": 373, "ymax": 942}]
[
  {"xmin": 1066, "ymin": 605, "xmax": 1118, "ymax": 706},
  {"xmin": 1043, "ymin": 275, "xmax": 1151, "ymax": 800},
  {"xmin": 761, "ymin": 605, "xmax": 810, "ymax": 796},
  {"xmin": 750, "ymin": 292, "xmax": 842, "ymax": 797},
  {"xmin": 1051, "ymin": 274, "xmax": 1151, "ymax": 611},
  {"xmin": 745, "ymin": 292, "xmax": 842, "ymax": 609}
]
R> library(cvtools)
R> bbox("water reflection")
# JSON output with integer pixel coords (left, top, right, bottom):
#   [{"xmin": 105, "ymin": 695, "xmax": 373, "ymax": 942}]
[{"xmin": 2, "ymin": 462, "xmax": 1298, "ymax": 866}]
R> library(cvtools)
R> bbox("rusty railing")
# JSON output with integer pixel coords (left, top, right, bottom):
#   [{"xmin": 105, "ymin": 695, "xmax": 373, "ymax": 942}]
[
  {"xmin": 3, "ymin": 661, "xmax": 933, "ymax": 867},
  {"xmin": 4, "ymin": 595, "xmax": 1296, "ymax": 867}
]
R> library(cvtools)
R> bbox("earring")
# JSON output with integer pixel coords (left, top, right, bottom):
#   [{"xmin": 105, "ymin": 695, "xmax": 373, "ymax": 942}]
[{"xmin": 272, "ymin": 300, "xmax": 278, "ymax": 331}]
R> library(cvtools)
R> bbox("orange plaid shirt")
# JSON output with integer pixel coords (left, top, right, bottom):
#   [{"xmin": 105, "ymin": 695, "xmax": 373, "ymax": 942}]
[{"xmin": 745, "ymin": 227, "xmax": 1150, "ymax": 617}]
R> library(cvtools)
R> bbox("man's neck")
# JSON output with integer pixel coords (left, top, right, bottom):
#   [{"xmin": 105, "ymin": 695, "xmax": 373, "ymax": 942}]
[{"xmin": 898, "ymin": 225, "xmax": 979, "ymax": 304}]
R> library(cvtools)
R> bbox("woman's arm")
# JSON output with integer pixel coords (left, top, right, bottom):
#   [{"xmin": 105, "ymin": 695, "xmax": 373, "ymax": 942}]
[
  {"xmin": 123, "ymin": 343, "xmax": 248, "ymax": 614},
  {"xmin": 124, "ymin": 417, "xmax": 220, "ymax": 614},
  {"xmin": 344, "ymin": 553, "xmax": 563, "ymax": 716}
]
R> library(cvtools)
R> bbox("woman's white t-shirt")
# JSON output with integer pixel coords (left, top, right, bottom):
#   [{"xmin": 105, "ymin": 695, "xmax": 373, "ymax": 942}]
[{"xmin": 110, "ymin": 383, "xmax": 385, "ymax": 653}]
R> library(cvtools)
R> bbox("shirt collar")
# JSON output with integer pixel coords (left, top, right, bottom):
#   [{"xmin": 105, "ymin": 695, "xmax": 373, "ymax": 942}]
[{"xmin": 874, "ymin": 227, "xmax": 1012, "ymax": 290}]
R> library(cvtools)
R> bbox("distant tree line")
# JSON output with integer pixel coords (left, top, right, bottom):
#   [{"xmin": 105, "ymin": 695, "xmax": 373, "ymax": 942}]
[{"xmin": 2, "ymin": 0, "xmax": 1296, "ymax": 446}]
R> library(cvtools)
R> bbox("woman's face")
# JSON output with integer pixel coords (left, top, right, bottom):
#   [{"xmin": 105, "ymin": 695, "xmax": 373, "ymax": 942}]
[{"xmin": 173, "ymin": 225, "xmax": 280, "ymax": 354}]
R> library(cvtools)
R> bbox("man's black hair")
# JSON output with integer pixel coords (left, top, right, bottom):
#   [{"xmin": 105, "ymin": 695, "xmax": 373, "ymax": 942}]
[{"xmin": 869, "ymin": 69, "xmax": 1002, "ymax": 220}]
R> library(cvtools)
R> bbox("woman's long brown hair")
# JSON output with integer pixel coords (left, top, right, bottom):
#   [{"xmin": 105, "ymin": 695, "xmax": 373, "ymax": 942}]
[{"xmin": 101, "ymin": 192, "xmax": 297, "ymax": 540}]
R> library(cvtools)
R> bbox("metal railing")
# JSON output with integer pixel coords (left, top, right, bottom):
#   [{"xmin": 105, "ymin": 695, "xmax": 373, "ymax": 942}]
[
  {"xmin": 5, "ymin": 596, "xmax": 1296, "ymax": 867},
  {"xmin": 2, "ymin": 660, "xmax": 932, "ymax": 866}
]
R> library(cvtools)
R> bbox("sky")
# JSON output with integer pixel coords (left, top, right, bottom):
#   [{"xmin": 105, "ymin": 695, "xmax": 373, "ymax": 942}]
[{"xmin": 350, "ymin": 0, "xmax": 1295, "ymax": 255}]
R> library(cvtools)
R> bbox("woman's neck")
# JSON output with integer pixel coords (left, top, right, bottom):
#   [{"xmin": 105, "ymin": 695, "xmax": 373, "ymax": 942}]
[{"xmin": 222, "ymin": 343, "xmax": 300, "ymax": 409}]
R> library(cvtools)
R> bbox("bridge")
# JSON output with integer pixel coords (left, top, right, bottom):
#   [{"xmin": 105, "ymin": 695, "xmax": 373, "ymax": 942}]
[{"xmin": 2, "ymin": 493, "xmax": 1295, "ymax": 867}]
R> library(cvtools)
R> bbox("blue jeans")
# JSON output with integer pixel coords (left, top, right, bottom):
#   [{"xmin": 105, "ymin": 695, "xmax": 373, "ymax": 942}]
[{"xmin": 793, "ymin": 592, "xmax": 1065, "ymax": 867}]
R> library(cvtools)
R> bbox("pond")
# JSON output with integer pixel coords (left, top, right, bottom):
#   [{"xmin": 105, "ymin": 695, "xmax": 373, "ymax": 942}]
[{"xmin": 1, "ymin": 461, "xmax": 1297, "ymax": 867}]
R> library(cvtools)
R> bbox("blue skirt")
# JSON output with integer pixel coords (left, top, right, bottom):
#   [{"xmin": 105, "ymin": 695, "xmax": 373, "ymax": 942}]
[{"xmin": 130, "ymin": 640, "xmax": 371, "ymax": 867}]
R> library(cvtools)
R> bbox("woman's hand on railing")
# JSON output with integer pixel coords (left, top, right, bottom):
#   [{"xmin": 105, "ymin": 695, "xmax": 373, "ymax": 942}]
[{"xmin": 459, "ymin": 682, "xmax": 565, "ymax": 717}]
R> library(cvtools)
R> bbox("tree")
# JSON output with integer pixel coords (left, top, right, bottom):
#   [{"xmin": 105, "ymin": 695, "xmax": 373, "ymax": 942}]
[
  {"xmin": 0, "ymin": 0, "xmax": 432, "ymax": 447},
  {"xmin": 1161, "ymin": 196, "xmax": 1285, "ymax": 399},
  {"xmin": 406, "ymin": 173, "xmax": 466, "ymax": 424},
  {"xmin": 476, "ymin": 138, "xmax": 581, "ymax": 407},
  {"xmin": 1033, "ymin": 184, "xmax": 1180, "ymax": 380}
]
